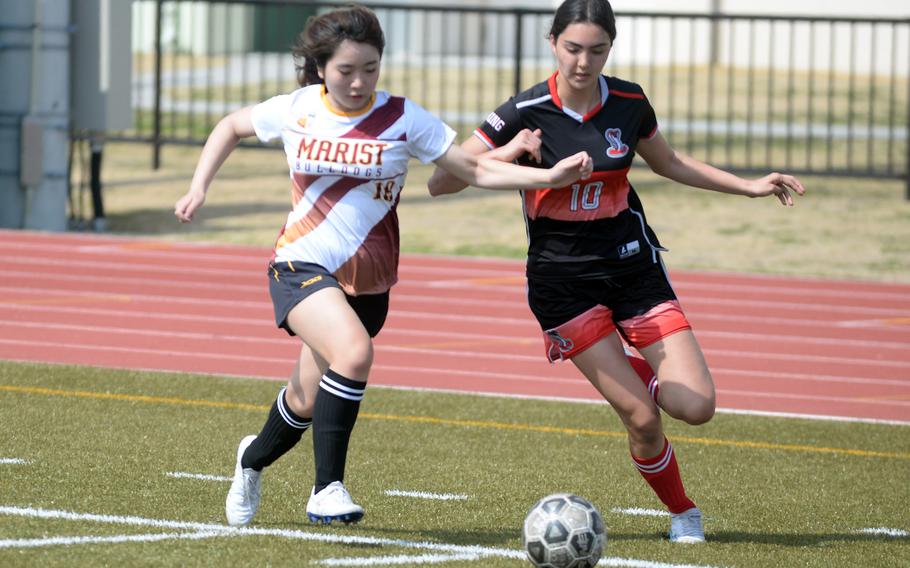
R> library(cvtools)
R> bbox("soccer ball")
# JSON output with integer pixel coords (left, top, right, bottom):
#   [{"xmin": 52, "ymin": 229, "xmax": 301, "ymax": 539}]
[{"xmin": 522, "ymin": 493, "xmax": 605, "ymax": 568}]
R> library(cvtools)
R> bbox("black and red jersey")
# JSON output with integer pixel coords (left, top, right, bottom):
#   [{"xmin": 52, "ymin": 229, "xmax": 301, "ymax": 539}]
[{"xmin": 475, "ymin": 73, "xmax": 665, "ymax": 280}]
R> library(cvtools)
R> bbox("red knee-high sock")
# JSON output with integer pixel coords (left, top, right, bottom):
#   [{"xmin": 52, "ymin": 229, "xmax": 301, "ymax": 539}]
[
  {"xmin": 631, "ymin": 437, "xmax": 696, "ymax": 514},
  {"xmin": 627, "ymin": 354, "xmax": 660, "ymax": 404}
]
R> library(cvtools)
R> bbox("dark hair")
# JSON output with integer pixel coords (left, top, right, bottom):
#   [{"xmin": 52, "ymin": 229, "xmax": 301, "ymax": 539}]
[
  {"xmin": 292, "ymin": 5, "xmax": 386, "ymax": 87},
  {"xmin": 549, "ymin": 0, "xmax": 617, "ymax": 42}
]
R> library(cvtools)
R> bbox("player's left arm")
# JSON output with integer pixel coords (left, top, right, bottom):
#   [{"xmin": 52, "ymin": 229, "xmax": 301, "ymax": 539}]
[{"xmin": 636, "ymin": 131, "xmax": 806, "ymax": 206}]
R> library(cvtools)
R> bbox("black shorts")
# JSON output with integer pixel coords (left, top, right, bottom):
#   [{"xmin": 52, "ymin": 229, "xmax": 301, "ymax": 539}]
[
  {"xmin": 527, "ymin": 261, "xmax": 690, "ymax": 359},
  {"xmin": 268, "ymin": 261, "xmax": 389, "ymax": 338}
]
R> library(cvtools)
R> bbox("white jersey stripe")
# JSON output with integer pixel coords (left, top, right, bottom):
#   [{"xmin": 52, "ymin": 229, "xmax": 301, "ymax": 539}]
[{"xmin": 515, "ymin": 94, "xmax": 552, "ymax": 109}]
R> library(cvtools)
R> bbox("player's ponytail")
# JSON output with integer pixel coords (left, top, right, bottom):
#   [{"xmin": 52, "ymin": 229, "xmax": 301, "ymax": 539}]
[
  {"xmin": 549, "ymin": 0, "xmax": 616, "ymax": 42},
  {"xmin": 292, "ymin": 5, "xmax": 386, "ymax": 87}
]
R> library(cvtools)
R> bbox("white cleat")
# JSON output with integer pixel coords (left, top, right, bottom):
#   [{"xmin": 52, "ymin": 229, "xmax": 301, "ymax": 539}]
[
  {"xmin": 669, "ymin": 507, "xmax": 705, "ymax": 543},
  {"xmin": 225, "ymin": 435, "xmax": 261, "ymax": 526},
  {"xmin": 306, "ymin": 481, "xmax": 364, "ymax": 525}
]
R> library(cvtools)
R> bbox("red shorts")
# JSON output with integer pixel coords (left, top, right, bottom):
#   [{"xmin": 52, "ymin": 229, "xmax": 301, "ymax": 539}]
[
  {"xmin": 542, "ymin": 300, "xmax": 690, "ymax": 362},
  {"xmin": 528, "ymin": 262, "xmax": 691, "ymax": 362}
]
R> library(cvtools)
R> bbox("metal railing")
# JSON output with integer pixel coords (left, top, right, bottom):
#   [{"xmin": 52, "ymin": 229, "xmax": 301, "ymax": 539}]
[{"xmin": 113, "ymin": 0, "xmax": 910, "ymax": 195}]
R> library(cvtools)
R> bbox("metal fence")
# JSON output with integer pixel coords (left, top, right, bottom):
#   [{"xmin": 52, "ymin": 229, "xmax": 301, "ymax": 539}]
[{"xmin": 116, "ymin": 0, "xmax": 910, "ymax": 194}]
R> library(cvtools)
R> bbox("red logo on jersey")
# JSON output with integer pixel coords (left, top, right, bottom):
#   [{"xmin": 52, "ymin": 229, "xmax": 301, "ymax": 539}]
[{"xmin": 605, "ymin": 128, "xmax": 629, "ymax": 158}]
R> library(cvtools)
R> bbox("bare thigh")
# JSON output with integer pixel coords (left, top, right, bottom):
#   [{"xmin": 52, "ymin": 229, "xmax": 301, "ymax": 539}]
[
  {"xmin": 638, "ymin": 329, "xmax": 715, "ymax": 425},
  {"xmin": 571, "ymin": 332, "xmax": 665, "ymax": 457},
  {"xmin": 285, "ymin": 287, "xmax": 374, "ymax": 381}
]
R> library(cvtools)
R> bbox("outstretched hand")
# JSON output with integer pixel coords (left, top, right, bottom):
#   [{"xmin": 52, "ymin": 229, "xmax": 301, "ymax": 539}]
[
  {"xmin": 749, "ymin": 173, "xmax": 806, "ymax": 206},
  {"xmin": 174, "ymin": 189, "xmax": 206, "ymax": 223},
  {"xmin": 550, "ymin": 151, "xmax": 593, "ymax": 187}
]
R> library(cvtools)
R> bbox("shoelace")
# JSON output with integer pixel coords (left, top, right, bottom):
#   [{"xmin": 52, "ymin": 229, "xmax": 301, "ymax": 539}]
[
  {"xmin": 243, "ymin": 471, "xmax": 259, "ymax": 497},
  {"xmin": 324, "ymin": 485, "xmax": 353, "ymax": 504}
]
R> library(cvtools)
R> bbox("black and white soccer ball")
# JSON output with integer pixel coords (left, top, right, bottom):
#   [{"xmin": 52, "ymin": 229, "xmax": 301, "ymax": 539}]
[{"xmin": 522, "ymin": 493, "xmax": 605, "ymax": 568}]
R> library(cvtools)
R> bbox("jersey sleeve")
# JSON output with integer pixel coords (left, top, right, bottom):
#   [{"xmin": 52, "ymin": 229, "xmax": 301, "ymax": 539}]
[
  {"xmin": 639, "ymin": 93, "xmax": 659, "ymax": 140},
  {"xmin": 403, "ymin": 99, "xmax": 457, "ymax": 163},
  {"xmin": 250, "ymin": 94, "xmax": 292, "ymax": 143},
  {"xmin": 473, "ymin": 99, "xmax": 522, "ymax": 150}
]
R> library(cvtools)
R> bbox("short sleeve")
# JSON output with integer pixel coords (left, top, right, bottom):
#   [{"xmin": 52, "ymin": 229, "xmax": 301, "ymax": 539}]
[
  {"xmin": 250, "ymin": 94, "xmax": 292, "ymax": 143},
  {"xmin": 639, "ymin": 94, "xmax": 659, "ymax": 140},
  {"xmin": 404, "ymin": 99, "xmax": 457, "ymax": 163},
  {"xmin": 474, "ymin": 99, "xmax": 522, "ymax": 150}
]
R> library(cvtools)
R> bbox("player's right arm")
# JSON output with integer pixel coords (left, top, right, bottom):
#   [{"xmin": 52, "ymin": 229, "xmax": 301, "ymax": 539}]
[{"xmin": 175, "ymin": 106, "xmax": 257, "ymax": 223}]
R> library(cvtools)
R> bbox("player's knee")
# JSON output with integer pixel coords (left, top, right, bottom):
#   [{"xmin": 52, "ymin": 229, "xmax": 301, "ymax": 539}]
[
  {"xmin": 286, "ymin": 387, "xmax": 313, "ymax": 417},
  {"xmin": 332, "ymin": 335, "xmax": 374, "ymax": 379},
  {"xmin": 624, "ymin": 407, "xmax": 663, "ymax": 446},
  {"xmin": 679, "ymin": 396, "xmax": 715, "ymax": 425}
]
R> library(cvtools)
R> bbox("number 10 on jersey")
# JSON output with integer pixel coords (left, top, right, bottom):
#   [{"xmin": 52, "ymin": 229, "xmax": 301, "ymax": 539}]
[{"xmin": 569, "ymin": 181, "xmax": 603, "ymax": 211}]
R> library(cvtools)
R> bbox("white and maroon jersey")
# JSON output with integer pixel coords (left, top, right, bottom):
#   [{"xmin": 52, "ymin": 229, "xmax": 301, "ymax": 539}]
[
  {"xmin": 252, "ymin": 85, "xmax": 456, "ymax": 295},
  {"xmin": 475, "ymin": 73, "xmax": 664, "ymax": 280}
]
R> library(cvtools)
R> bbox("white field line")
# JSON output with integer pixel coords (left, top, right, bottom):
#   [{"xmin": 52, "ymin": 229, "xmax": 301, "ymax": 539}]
[
  {"xmin": 0, "ymin": 458, "xmax": 29, "ymax": 465},
  {"xmin": 0, "ymin": 530, "xmax": 225, "ymax": 549},
  {"xmin": 316, "ymin": 553, "xmax": 481, "ymax": 566},
  {"xmin": 710, "ymin": 407, "xmax": 910, "ymax": 426},
  {"xmin": 854, "ymin": 527, "xmax": 909, "ymax": 537},
  {"xmin": 0, "ymin": 505, "xmax": 725, "ymax": 568},
  {"xmin": 716, "ymin": 387, "xmax": 910, "ymax": 408},
  {"xmin": 384, "ymin": 490, "xmax": 469, "ymax": 501},
  {"xmin": 611, "ymin": 507, "xmax": 669, "ymax": 517},
  {"xmin": 166, "ymin": 472, "xmax": 232, "ymax": 482}
]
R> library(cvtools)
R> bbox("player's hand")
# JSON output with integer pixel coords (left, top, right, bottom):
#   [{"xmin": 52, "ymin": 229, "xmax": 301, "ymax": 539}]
[
  {"xmin": 748, "ymin": 173, "xmax": 806, "ymax": 206},
  {"xmin": 174, "ymin": 189, "xmax": 206, "ymax": 223},
  {"xmin": 549, "ymin": 151, "xmax": 593, "ymax": 187},
  {"xmin": 500, "ymin": 128, "xmax": 543, "ymax": 163}
]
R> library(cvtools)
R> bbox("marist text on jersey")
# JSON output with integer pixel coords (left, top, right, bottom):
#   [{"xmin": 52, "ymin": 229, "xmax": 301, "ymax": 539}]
[{"xmin": 295, "ymin": 136, "xmax": 390, "ymax": 178}]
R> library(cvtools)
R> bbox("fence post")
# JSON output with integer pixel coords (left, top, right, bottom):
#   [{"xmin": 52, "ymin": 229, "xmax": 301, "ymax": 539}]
[
  {"xmin": 152, "ymin": 0, "xmax": 163, "ymax": 170},
  {"xmin": 513, "ymin": 10, "xmax": 523, "ymax": 96}
]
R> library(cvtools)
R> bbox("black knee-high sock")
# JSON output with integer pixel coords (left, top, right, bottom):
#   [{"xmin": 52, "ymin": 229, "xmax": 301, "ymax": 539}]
[
  {"xmin": 241, "ymin": 387, "xmax": 311, "ymax": 471},
  {"xmin": 312, "ymin": 369, "xmax": 365, "ymax": 493}
]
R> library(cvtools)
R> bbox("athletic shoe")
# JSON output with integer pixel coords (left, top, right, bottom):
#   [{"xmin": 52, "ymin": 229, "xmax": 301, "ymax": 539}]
[
  {"xmin": 669, "ymin": 507, "xmax": 705, "ymax": 543},
  {"xmin": 225, "ymin": 435, "xmax": 261, "ymax": 526},
  {"xmin": 306, "ymin": 481, "xmax": 364, "ymax": 525}
]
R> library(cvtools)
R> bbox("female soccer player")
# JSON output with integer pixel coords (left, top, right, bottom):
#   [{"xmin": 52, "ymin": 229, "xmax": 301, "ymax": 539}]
[
  {"xmin": 174, "ymin": 5, "xmax": 592, "ymax": 527},
  {"xmin": 428, "ymin": 0, "xmax": 805, "ymax": 543}
]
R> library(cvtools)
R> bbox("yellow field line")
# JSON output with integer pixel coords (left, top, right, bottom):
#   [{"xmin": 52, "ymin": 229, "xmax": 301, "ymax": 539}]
[{"xmin": 3, "ymin": 384, "xmax": 908, "ymax": 460}]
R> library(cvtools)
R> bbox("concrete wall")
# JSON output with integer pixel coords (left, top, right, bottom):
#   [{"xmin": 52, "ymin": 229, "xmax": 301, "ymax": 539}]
[{"xmin": 0, "ymin": 0, "xmax": 70, "ymax": 231}]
